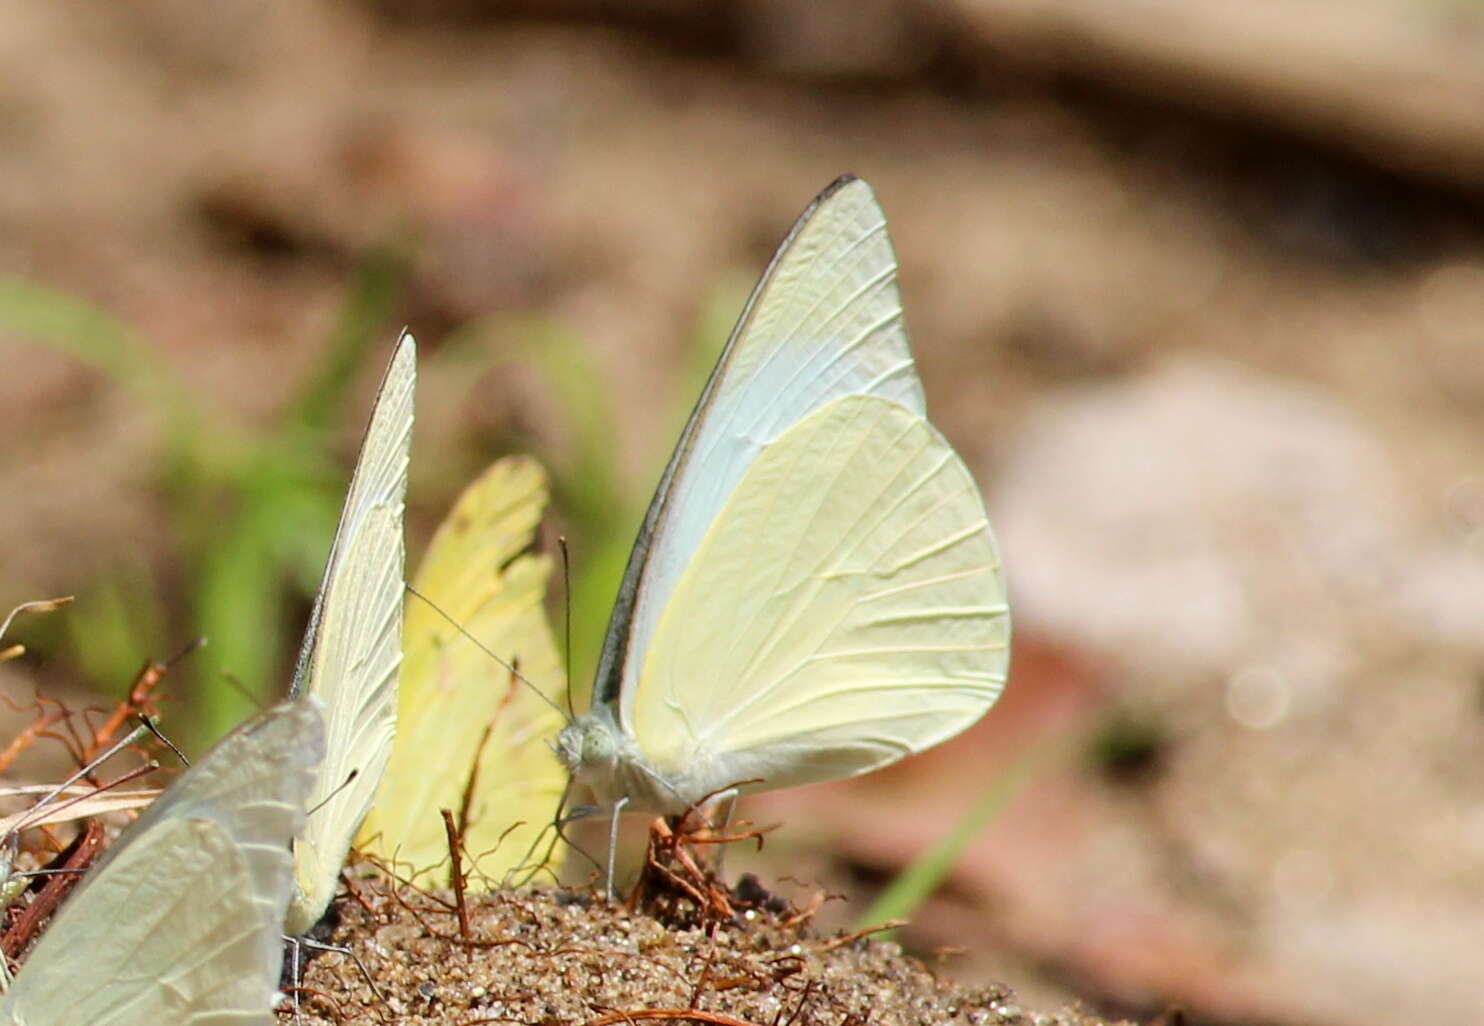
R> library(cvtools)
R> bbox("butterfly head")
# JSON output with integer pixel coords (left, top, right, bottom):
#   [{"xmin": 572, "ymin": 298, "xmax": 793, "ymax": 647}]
[
  {"xmin": 555, "ymin": 706, "xmax": 622, "ymax": 779},
  {"xmin": 555, "ymin": 703, "xmax": 698, "ymax": 814}
]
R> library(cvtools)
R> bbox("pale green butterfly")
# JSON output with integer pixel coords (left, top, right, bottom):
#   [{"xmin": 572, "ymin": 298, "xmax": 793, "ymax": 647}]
[
  {"xmin": 557, "ymin": 177, "xmax": 1011, "ymax": 840},
  {"xmin": 285, "ymin": 332, "xmax": 414, "ymax": 934},
  {"xmin": 0, "ymin": 698, "xmax": 325, "ymax": 1026}
]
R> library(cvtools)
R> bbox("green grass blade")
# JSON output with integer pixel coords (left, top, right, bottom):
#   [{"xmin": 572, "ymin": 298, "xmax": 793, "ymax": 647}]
[
  {"xmin": 857, "ymin": 746, "xmax": 1043, "ymax": 933},
  {"xmin": 0, "ymin": 277, "xmax": 192, "ymax": 423}
]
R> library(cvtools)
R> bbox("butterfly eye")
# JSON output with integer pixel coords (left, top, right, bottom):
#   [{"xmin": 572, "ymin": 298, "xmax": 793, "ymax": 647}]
[{"xmin": 582, "ymin": 727, "xmax": 615, "ymax": 765}]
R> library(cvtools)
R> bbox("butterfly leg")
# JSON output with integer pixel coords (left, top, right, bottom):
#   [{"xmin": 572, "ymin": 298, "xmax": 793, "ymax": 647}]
[
  {"xmin": 302, "ymin": 934, "xmax": 388, "ymax": 1009},
  {"xmin": 284, "ymin": 934, "xmax": 305, "ymax": 1024},
  {"xmin": 708, "ymin": 788, "xmax": 739, "ymax": 879},
  {"xmin": 605, "ymin": 795, "xmax": 628, "ymax": 900}
]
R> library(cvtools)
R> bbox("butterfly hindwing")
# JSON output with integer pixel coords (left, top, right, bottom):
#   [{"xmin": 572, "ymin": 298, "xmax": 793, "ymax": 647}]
[
  {"xmin": 0, "ymin": 699, "xmax": 325, "ymax": 1026},
  {"xmin": 634, "ymin": 396, "xmax": 1009, "ymax": 795}
]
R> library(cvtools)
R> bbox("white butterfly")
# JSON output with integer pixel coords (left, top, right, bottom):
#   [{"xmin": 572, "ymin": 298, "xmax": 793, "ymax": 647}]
[
  {"xmin": 285, "ymin": 333, "xmax": 415, "ymax": 934},
  {"xmin": 557, "ymin": 177, "xmax": 1011, "ymax": 823},
  {"xmin": 0, "ymin": 698, "xmax": 325, "ymax": 1026}
]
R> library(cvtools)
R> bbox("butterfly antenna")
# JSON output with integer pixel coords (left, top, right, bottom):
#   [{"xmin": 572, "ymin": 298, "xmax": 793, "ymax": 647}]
[
  {"xmin": 404, "ymin": 583, "xmax": 568, "ymax": 720},
  {"xmin": 306, "ymin": 769, "xmax": 360, "ymax": 819},
  {"xmin": 137, "ymin": 714, "xmax": 188, "ymax": 768},
  {"xmin": 558, "ymin": 535, "xmax": 575, "ymax": 720},
  {"xmin": 162, "ymin": 635, "xmax": 207, "ymax": 669},
  {"xmin": 4, "ymin": 755, "xmax": 161, "ymax": 852},
  {"xmin": 31, "ymin": 758, "xmax": 160, "ymax": 826},
  {"xmin": 10, "ymin": 721, "xmax": 153, "ymax": 838}
]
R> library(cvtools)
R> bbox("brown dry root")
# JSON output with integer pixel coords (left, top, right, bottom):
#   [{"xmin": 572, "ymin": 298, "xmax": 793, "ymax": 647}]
[
  {"xmin": 0, "ymin": 646, "xmax": 185, "ymax": 969},
  {"xmin": 287, "ymin": 866, "xmax": 1126, "ymax": 1026},
  {"xmin": 0, "ymin": 821, "xmax": 105, "ymax": 963},
  {"xmin": 626, "ymin": 811, "xmax": 778, "ymax": 929}
]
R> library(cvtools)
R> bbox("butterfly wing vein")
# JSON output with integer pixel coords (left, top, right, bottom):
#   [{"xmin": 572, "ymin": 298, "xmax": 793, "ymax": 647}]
[{"xmin": 634, "ymin": 394, "xmax": 1009, "ymax": 796}]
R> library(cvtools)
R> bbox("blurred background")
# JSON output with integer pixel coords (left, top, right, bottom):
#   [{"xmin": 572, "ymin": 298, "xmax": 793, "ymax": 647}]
[{"xmin": 2, "ymin": 2, "xmax": 1483, "ymax": 1024}]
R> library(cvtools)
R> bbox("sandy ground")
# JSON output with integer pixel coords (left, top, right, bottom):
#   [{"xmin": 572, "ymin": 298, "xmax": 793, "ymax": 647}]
[
  {"xmin": 2, "ymin": 3, "xmax": 1483, "ymax": 1024},
  {"xmin": 290, "ymin": 875, "xmax": 1124, "ymax": 1026}
]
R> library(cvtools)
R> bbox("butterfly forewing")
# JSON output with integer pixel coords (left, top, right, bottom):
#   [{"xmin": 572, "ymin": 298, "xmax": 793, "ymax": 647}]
[
  {"xmin": 287, "ymin": 333, "xmax": 414, "ymax": 934},
  {"xmin": 289, "ymin": 502, "xmax": 404, "ymax": 932},
  {"xmin": 603, "ymin": 177, "xmax": 923, "ymax": 727}
]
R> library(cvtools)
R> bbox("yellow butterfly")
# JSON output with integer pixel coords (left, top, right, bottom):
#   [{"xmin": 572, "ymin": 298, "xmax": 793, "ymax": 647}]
[{"xmin": 360, "ymin": 456, "xmax": 566, "ymax": 884}]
